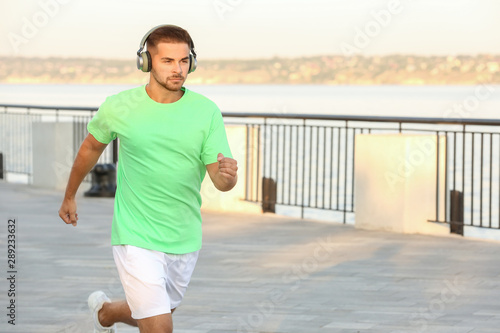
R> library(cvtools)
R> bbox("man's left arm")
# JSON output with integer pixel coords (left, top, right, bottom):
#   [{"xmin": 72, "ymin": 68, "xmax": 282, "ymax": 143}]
[{"xmin": 206, "ymin": 153, "xmax": 238, "ymax": 192}]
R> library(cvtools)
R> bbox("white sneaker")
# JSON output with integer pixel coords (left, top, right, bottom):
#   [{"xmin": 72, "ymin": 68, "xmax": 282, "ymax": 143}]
[{"xmin": 88, "ymin": 290, "xmax": 117, "ymax": 333}]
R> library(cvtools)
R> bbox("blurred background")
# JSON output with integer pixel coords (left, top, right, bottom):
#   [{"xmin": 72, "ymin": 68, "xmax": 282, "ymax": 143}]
[{"xmin": 0, "ymin": 0, "xmax": 499, "ymax": 116}]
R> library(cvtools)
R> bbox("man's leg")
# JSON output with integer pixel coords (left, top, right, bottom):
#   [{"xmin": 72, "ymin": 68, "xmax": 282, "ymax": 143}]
[
  {"xmin": 99, "ymin": 301, "xmax": 176, "ymax": 333},
  {"xmin": 99, "ymin": 300, "xmax": 137, "ymax": 327},
  {"xmin": 137, "ymin": 313, "xmax": 173, "ymax": 333}
]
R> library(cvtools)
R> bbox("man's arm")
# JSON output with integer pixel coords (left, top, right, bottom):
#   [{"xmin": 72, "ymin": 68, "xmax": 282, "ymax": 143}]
[
  {"xmin": 58, "ymin": 133, "xmax": 108, "ymax": 226},
  {"xmin": 206, "ymin": 153, "xmax": 238, "ymax": 192}
]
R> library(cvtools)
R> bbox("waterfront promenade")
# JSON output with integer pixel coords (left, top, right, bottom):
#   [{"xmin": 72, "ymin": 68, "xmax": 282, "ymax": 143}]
[{"xmin": 1, "ymin": 181, "xmax": 500, "ymax": 333}]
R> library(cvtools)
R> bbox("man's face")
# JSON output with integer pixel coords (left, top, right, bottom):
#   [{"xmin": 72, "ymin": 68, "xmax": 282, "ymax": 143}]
[{"xmin": 149, "ymin": 42, "xmax": 191, "ymax": 92}]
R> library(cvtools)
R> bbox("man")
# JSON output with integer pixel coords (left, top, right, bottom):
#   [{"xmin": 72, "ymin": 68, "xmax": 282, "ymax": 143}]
[{"xmin": 58, "ymin": 25, "xmax": 237, "ymax": 333}]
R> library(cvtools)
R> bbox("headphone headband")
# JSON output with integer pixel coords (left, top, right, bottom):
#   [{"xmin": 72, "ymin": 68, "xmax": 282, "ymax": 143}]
[{"xmin": 137, "ymin": 24, "xmax": 175, "ymax": 56}]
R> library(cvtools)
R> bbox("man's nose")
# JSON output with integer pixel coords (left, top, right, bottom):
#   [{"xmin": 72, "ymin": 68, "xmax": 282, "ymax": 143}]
[{"xmin": 172, "ymin": 62, "xmax": 183, "ymax": 74}]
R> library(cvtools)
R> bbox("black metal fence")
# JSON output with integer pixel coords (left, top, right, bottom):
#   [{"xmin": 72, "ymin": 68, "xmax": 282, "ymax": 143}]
[
  {"xmin": 0, "ymin": 104, "xmax": 113, "ymax": 183},
  {"xmin": 223, "ymin": 113, "xmax": 500, "ymax": 230},
  {"xmin": 2, "ymin": 104, "xmax": 500, "ymax": 231}
]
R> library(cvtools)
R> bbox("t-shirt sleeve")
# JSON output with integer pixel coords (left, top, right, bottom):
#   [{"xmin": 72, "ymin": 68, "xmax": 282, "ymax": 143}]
[
  {"xmin": 87, "ymin": 99, "xmax": 117, "ymax": 144},
  {"xmin": 201, "ymin": 109, "xmax": 232, "ymax": 165}
]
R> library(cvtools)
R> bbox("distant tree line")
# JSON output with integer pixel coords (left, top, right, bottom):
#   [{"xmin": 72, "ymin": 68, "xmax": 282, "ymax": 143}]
[{"xmin": 1, "ymin": 54, "xmax": 498, "ymax": 85}]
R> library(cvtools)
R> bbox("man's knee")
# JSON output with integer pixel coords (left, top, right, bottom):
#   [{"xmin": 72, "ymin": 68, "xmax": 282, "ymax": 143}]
[{"xmin": 137, "ymin": 313, "xmax": 173, "ymax": 333}]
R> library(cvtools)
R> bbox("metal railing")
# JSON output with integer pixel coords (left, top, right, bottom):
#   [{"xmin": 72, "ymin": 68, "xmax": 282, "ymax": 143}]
[
  {"xmin": 2, "ymin": 104, "xmax": 500, "ymax": 230},
  {"xmin": 222, "ymin": 112, "xmax": 500, "ymax": 229},
  {"xmin": 0, "ymin": 104, "xmax": 113, "ymax": 183}
]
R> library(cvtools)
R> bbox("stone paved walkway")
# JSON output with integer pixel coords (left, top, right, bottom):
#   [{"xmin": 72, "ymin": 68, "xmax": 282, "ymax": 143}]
[{"xmin": 1, "ymin": 181, "xmax": 500, "ymax": 333}]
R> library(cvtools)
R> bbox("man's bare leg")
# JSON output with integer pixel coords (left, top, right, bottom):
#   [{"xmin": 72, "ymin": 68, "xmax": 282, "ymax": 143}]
[
  {"xmin": 99, "ymin": 301, "xmax": 137, "ymax": 327},
  {"xmin": 98, "ymin": 301, "xmax": 176, "ymax": 332},
  {"xmin": 137, "ymin": 313, "xmax": 173, "ymax": 333}
]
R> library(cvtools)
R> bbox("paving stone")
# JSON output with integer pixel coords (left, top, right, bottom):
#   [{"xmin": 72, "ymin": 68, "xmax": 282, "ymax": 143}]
[{"xmin": 1, "ymin": 182, "xmax": 500, "ymax": 332}]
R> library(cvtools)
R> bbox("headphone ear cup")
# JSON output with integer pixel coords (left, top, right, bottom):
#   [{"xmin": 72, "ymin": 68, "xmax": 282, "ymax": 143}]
[
  {"xmin": 141, "ymin": 51, "xmax": 152, "ymax": 72},
  {"xmin": 137, "ymin": 51, "xmax": 151, "ymax": 72},
  {"xmin": 188, "ymin": 54, "xmax": 197, "ymax": 74},
  {"xmin": 137, "ymin": 52, "xmax": 147, "ymax": 72}
]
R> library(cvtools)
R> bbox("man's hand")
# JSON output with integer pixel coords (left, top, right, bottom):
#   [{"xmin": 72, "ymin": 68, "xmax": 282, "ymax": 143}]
[
  {"xmin": 206, "ymin": 153, "xmax": 238, "ymax": 192},
  {"xmin": 57, "ymin": 133, "xmax": 108, "ymax": 228},
  {"xmin": 59, "ymin": 197, "xmax": 79, "ymax": 227},
  {"xmin": 217, "ymin": 153, "xmax": 237, "ymax": 180}
]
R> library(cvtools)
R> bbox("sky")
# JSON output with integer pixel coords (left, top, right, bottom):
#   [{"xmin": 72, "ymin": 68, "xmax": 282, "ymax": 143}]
[{"xmin": 1, "ymin": 0, "xmax": 499, "ymax": 60}]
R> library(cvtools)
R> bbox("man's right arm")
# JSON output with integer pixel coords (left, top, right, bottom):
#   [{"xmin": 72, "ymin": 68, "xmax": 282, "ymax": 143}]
[{"xmin": 58, "ymin": 133, "xmax": 108, "ymax": 226}]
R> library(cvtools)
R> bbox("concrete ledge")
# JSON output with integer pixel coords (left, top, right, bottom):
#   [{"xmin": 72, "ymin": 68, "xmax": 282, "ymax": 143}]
[
  {"xmin": 354, "ymin": 133, "xmax": 448, "ymax": 236},
  {"xmin": 32, "ymin": 122, "xmax": 74, "ymax": 190}
]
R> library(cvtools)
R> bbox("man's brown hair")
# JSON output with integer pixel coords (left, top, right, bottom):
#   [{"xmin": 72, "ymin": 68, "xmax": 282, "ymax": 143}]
[{"xmin": 147, "ymin": 25, "xmax": 196, "ymax": 58}]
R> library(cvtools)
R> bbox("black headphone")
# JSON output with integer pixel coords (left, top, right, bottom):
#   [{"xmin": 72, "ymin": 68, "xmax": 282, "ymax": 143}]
[{"xmin": 136, "ymin": 24, "xmax": 197, "ymax": 73}]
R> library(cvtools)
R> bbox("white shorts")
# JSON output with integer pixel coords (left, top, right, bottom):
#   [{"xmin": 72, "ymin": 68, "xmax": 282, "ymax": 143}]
[{"xmin": 112, "ymin": 245, "xmax": 199, "ymax": 319}]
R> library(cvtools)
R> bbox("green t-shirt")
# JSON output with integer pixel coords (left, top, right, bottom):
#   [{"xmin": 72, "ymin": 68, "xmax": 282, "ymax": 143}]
[{"xmin": 87, "ymin": 85, "xmax": 232, "ymax": 254}]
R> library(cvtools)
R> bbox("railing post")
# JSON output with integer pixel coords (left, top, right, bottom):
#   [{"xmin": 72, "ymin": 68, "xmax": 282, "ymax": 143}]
[
  {"xmin": 112, "ymin": 139, "xmax": 118, "ymax": 165},
  {"xmin": 343, "ymin": 120, "xmax": 348, "ymax": 224},
  {"xmin": 0, "ymin": 153, "xmax": 4, "ymax": 179},
  {"xmin": 301, "ymin": 118, "xmax": 306, "ymax": 219},
  {"xmin": 262, "ymin": 177, "xmax": 277, "ymax": 213},
  {"xmin": 245, "ymin": 124, "xmax": 250, "ymax": 201},
  {"xmin": 450, "ymin": 189, "xmax": 464, "ymax": 235}
]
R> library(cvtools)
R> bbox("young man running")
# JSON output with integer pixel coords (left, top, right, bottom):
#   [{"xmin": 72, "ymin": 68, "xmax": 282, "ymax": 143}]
[{"xmin": 58, "ymin": 25, "xmax": 237, "ymax": 333}]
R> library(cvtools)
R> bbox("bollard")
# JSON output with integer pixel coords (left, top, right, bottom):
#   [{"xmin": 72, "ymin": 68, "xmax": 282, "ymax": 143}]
[
  {"xmin": 84, "ymin": 163, "xmax": 116, "ymax": 197},
  {"xmin": 112, "ymin": 139, "xmax": 118, "ymax": 164},
  {"xmin": 450, "ymin": 190, "xmax": 464, "ymax": 235},
  {"xmin": 0, "ymin": 153, "xmax": 3, "ymax": 179},
  {"xmin": 262, "ymin": 177, "xmax": 277, "ymax": 213}
]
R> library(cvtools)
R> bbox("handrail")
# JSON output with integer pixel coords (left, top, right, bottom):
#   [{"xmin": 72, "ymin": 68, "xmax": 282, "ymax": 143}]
[
  {"xmin": 222, "ymin": 112, "xmax": 500, "ymax": 126},
  {"xmin": 2, "ymin": 103, "xmax": 500, "ymax": 126},
  {"xmin": 0, "ymin": 104, "xmax": 98, "ymax": 112}
]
